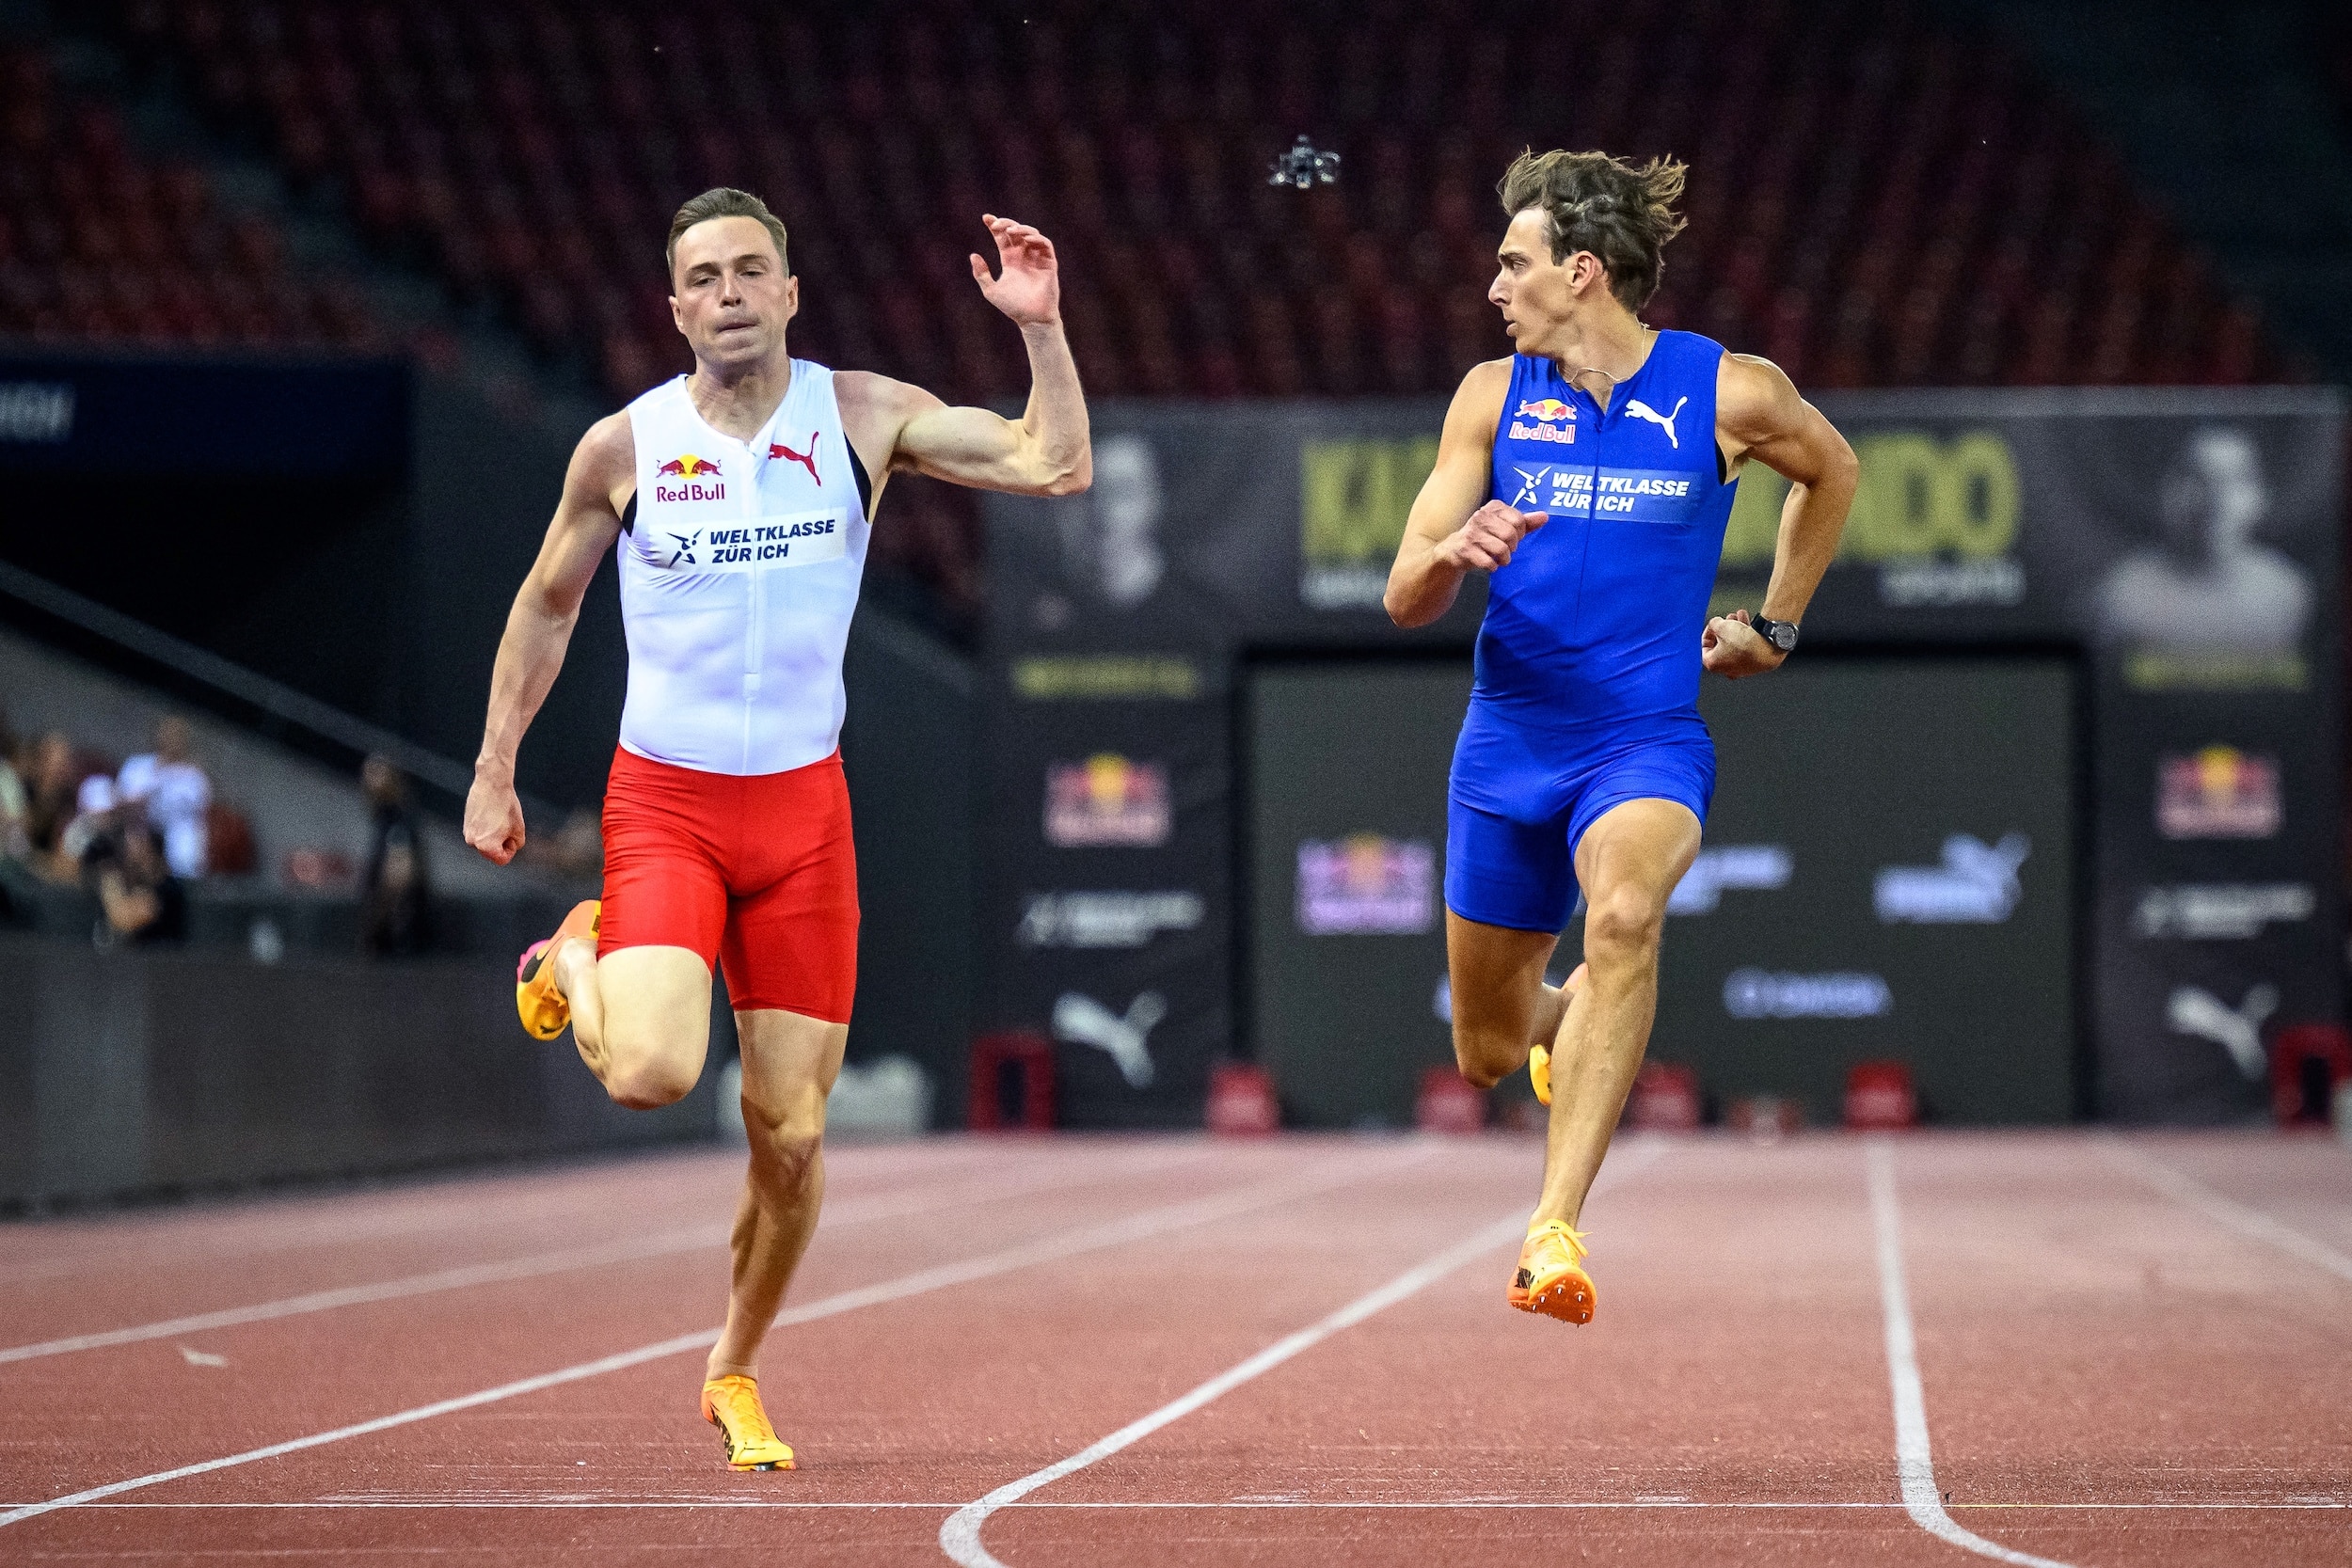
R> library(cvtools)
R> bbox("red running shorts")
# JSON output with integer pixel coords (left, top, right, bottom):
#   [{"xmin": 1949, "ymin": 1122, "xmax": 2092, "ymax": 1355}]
[{"xmin": 597, "ymin": 744, "xmax": 859, "ymax": 1022}]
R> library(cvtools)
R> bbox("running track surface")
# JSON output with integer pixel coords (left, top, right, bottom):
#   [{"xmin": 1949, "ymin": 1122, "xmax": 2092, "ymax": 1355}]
[{"xmin": 2, "ymin": 1131, "xmax": 2346, "ymax": 1566}]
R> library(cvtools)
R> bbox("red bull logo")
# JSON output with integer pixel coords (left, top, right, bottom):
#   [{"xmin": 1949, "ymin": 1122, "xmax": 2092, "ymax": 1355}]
[
  {"xmin": 1044, "ymin": 753, "xmax": 1172, "ymax": 847},
  {"xmin": 2157, "ymin": 746, "xmax": 2280, "ymax": 839},
  {"xmin": 652, "ymin": 453, "xmax": 725, "ymax": 503},
  {"xmin": 1507, "ymin": 399, "xmax": 1577, "ymax": 447}
]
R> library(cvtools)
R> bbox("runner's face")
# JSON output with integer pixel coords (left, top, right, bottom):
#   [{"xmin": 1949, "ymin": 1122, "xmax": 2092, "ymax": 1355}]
[
  {"xmin": 670, "ymin": 216, "xmax": 799, "ymax": 370},
  {"xmin": 1490, "ymin": 208, "xmax": 1587, "ymax": 358}
]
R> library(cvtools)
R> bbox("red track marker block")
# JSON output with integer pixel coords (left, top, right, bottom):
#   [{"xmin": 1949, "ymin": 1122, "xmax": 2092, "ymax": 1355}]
[
  {"xmin": 1627, "ymin": 1062, "xmax": 1703, "ymax": 1132},
  {"xmin": 969, "ymin": 1031, "xmax": 1056, "ymax": 1131},
  {"xmin": 1845, "ymin": 1060, "xmax": 1918, "ymax": 1130},
  {"xmin": 1205, "ymin": 1063, "xmax": 1279, "ymax": 1135},
  {"xmin": 2269, "ymin": 1023, "xmax": 2352, "ymax": 1128},
  {"xmin": 1416, "ymin": 1067, "xmax": 1486, "ymax": 1133}
]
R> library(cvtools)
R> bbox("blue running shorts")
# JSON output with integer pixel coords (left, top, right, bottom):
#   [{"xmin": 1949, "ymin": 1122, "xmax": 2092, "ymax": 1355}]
[{"xmin": 1444, "ymin": 719, "xmax": 1716, "ymax": 935}]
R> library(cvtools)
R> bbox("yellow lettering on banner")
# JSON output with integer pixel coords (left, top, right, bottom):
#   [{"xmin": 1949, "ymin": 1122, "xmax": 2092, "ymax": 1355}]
[
  {"xmin": 1300, "ymin": 437, "xmax": 1440, "ymax": 566},
  {"xmin": 1013, "ymin": 656, "xmax": 1203, "ymax": 701},
  {"xmin": 1720, "ymin": 429, "xmax": 2022, "ymax": 572},
  {"xmin": 1943, "ymin": 432, "xmax": 2020, "ymax": 559},
  {"xmin": 1723, "ymin": 465, "xmax": 1787, "ymax": 566},
  {"xmin": 1844, "ymin": 430, "xmax": 2021, "ymax": 562}
]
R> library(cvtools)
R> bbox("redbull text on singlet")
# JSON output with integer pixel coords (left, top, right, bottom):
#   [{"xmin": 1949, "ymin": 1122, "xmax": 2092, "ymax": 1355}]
[
  {"xmin": 1474, "ymin": 328, "xmax": 1739, "ymax": 742},
  {"xmin": 617, "ymin": 361, "xmax": 871, "ymax": 776}
]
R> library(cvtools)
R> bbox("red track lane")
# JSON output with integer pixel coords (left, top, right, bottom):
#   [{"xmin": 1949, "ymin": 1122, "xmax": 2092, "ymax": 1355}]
[
  {"xmin": 0, "ymin": 1137, "xmax": 1037, "ymax": 1291},
  {"xmin": 1, "ymin": 1139, "xmax": 1475, "ymax": 1562},
  {"xmin": 2107, "ymin": 1131, "xmax": 2352, "ymax": 1257},
  {"xmin": 0, "ymin": 1140, "xmax": 1004, "ymax": 1310},
  {"xmin": 1, "ymin": 1132, "xmax": 2344, "ymax": 1567},
  {"xmin": 981, "ymin": 1136, "xmax": 1968, "ymax": 1566},
  {"xmin": 1884, "ymin": 1133, "xmax": 2352, "ymax": 1568},
  {"xmin": 0, "ymin": 1139, "xmax": 1332, "ymax": 1514},
  {"xmin": 0, "ymin": 1139, "xmax": 1190, "ymax": 1354}
]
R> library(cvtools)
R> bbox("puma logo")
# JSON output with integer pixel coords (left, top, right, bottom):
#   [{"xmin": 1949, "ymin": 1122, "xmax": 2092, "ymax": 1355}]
[
  {"xmin": 2167, "ymin": 982, "xmax": 2278, "ymax": 1081},
  {"xmin": 1624, "ymin": 395, "xmax": 1689, "ymax": 449},
  {"xmin": 769, "ymin": 433, "xmax": 820, "ymax": 484},
  {"xmin": 1052, "ymin": 990, "xmax": 1165, "ymax": 1088}
]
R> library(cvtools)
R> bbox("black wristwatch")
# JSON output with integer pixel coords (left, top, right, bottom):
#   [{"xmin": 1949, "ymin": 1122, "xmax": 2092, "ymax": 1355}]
[{"xmin": 1751, "ymin": 615, "xmax": 1800, "ymax": 655}]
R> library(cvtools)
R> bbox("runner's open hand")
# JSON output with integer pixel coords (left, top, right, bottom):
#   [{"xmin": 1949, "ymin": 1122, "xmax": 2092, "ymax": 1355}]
[
  {"xmin": 970, "ymin": 214, "xmax": 1060, "ymax": 327},
  {"xmin": 1436, "ymin": 500, "xmax": 1547, "ymax": 573},
  {"xmin": 465, "ymin": 772, "xmax": 527, "ymax": 865},
  {"xmin": 1701, "ymin": 608, "xmax": 1788, "ymax": 680}
]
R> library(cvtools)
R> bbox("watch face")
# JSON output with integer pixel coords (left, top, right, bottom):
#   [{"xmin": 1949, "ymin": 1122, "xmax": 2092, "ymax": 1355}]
[{"xmin": 1767, "ymin": 623, "xmax": 1797, "ymax": 651}]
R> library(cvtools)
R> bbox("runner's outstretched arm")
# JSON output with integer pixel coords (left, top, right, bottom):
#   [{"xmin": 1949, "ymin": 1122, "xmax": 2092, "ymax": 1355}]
[
  {"xmin": 841, "ymin": 215, "xmax": 1090, "ymax": 497},
  {"xmin": 1386, "ymin": 358, "xmax": 1538, "ymax": 629},
  {"xmin": 464, "ymin": 415, "xmax": 630, "ymax": 864},
  {"xmin": 1702, "ymin": 354, "xmax": 1859, "ymax": 678}
]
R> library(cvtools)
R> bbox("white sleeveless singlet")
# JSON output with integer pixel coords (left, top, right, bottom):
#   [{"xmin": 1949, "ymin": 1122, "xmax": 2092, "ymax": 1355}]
[{"xmin": 617, "ymin": 362, "xmax": 871, "ymax": 776}]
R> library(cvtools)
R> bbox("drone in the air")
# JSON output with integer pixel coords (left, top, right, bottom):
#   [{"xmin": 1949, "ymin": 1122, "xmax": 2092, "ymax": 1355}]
[{"xmin": 1269, "ymin": 135, "xmax": 1341, "ymax": 189}]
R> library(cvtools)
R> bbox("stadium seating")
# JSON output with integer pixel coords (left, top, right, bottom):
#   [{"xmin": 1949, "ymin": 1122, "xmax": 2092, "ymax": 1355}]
[
  {"xmin": 89, "ymin": 0, "xmax": 2280, "ymax": 404},
  {"xmin": 7, "ymin": 0, "xmax": 2296, "ymax": 623},
  {"xmin": 0, "ymin": 45, "xmax": 374, "ymax": 348}
]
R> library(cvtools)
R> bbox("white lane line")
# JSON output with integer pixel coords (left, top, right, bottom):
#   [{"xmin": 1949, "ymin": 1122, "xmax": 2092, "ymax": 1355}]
[
  {"xmin": 0, "ymin": 1140, "xmax": 1022, "ymax": 1291},
  {"xmin": 0, "ymin": 1148, "xmax": 1420, "ymax": 1531},
  {"xmin": 2096, "ymin": 1138, "xmax": 2352, "ymax": 1287},
  {"xmin": 6, "ymin": 1499, "xmax": 2343, "ymax": 1511},
  {"xmin": 0, "ymin": 1146, "xmax": 1214, "ymax": 1366},
  {"xmin": 939, "ymin": 1213, "xmax": 1529, "ymax": 1567},
  {"xmin": 1867, "ymin": 1141, "xmax": 2078, "ymax": 1568},
  {"xmin": 939, "ymin": 1138, "xmax": 1668, "ymax": 1568}
]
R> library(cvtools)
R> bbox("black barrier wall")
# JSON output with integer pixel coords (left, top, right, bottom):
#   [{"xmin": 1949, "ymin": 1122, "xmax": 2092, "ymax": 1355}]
[
  {"xmin": 0, "ymin": 934, "xmax": 718, "ymax": 1209},
  {"xmin": 982, "ymin": 388, "xmax": 2343, "ymax": 1126}
]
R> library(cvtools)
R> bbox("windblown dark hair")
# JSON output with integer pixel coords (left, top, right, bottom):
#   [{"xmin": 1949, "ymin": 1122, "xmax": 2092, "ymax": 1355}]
[
  {"xmin": 1497, "ymin": 149, "xmax": 1689, "ymax": 311},
  {"xmin": 666, "ymin": 187, "xmax": 791, "ymax": 282}
]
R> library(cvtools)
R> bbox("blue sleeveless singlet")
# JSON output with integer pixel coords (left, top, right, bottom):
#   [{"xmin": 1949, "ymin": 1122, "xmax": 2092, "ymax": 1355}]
[{"xmin": 1443, "ymin": 330, "xmax": 1737, "ymax": 932}]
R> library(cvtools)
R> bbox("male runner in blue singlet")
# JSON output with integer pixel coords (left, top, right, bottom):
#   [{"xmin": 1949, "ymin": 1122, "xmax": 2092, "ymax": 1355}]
[{"xmin": 1386, "ymin": 150, "xmax": 1858, "ymax": 1323}]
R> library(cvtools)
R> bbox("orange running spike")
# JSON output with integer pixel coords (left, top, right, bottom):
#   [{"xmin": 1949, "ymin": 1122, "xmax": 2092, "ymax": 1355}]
[
  {"xmin": 1507, "ymin": 1220, "xmax": 1596, "ymax": 1323},
  {"xmin": 701, "ymin": 1375, "xmax": 796, "ymax": 1471},
  {"xmin": 514, "ymin": 899, "xmax": 600, "ymax": 1041}
]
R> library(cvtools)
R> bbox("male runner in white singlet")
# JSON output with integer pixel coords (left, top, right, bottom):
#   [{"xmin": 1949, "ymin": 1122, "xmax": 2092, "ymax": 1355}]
[{"xmin": 464, "ymin": 188, "xmax": 1089, "ymax": 1471}]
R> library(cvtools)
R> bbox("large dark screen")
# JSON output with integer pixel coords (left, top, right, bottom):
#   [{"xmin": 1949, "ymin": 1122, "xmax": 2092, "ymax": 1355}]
[{"xmin": 1248, "ymin": 657, "xmax": 2077, "ymax": 1126}]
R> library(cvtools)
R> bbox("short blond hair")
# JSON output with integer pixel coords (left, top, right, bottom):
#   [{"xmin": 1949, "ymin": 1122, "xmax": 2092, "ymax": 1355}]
[{"xmin": 665, "ymin": 187, "xmax": 790, "ymax": 282}]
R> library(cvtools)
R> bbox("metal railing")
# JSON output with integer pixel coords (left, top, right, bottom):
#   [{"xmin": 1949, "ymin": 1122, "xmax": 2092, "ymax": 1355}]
[{"xmin": 0, "ymin": 558, "xmax": 557, "ymax": 823}]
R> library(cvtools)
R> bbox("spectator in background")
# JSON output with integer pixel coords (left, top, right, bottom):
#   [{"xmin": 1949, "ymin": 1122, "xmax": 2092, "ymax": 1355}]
[
  {"xmin": 90, "ymin": 821, "xmax": 187, "ymax": 947},
  {"xmin": 58, "ymin": 773, "xmax": 122, "ymax": 871},
  {"xmin": 24, "ymin": 730, "xmax": 82, "ymax": 880},
  {"xmin": 0, "ymin": 706, "xmax": 28, "ymax": 863},
  {"xmin": 359, "ymin": 754, "xmax": 431, "ymax": 955},
  {"xmin": 0, "ymin": 710, "xmax": 29, "ymax": 924},
  {"xmin": 520, "ymin": 803, "xmax": 605, "ymax": 880},
  {"xmin": 117, "ymin": 716, "xmax": 212, "ymax": 878}
]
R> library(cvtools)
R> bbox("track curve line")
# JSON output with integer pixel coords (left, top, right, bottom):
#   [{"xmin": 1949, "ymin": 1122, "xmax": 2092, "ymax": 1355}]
[
  {"xmin": 938, "ymin": 1212, "xmax": 1529, "ymax": 1568},
  {"xmin": 941, "ymin": 1138, "xmax": 1668, "ymax": 1568},
  {"xmin": 0, "ymin": 1147, "xmax": 1417, "ymax": 1531},
  {"xmin": 2096, "ymin": 1137, "xmax": 2352, "ymax": 1287},
  {"xmin": 1867, "ymin": 1140, "xmax": 2078, "ymax": 1568}
]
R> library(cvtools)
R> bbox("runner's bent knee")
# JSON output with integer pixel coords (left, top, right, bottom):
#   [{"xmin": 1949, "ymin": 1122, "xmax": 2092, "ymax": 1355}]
[
  {"xmin": 593, "ymin": 948, "xmax": 713, "ymax": 1108},
  {"xmin": 1584, "ymin": 881, "xmax": 1669, "ymax": 961},
  {"xmin": 1452, "ymin": 1021, "xmax": 1519, "ymax": 1089},
  {"xmin": 602, "ymin": 1030, "xmax": 704, "ymax": 1108}
]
